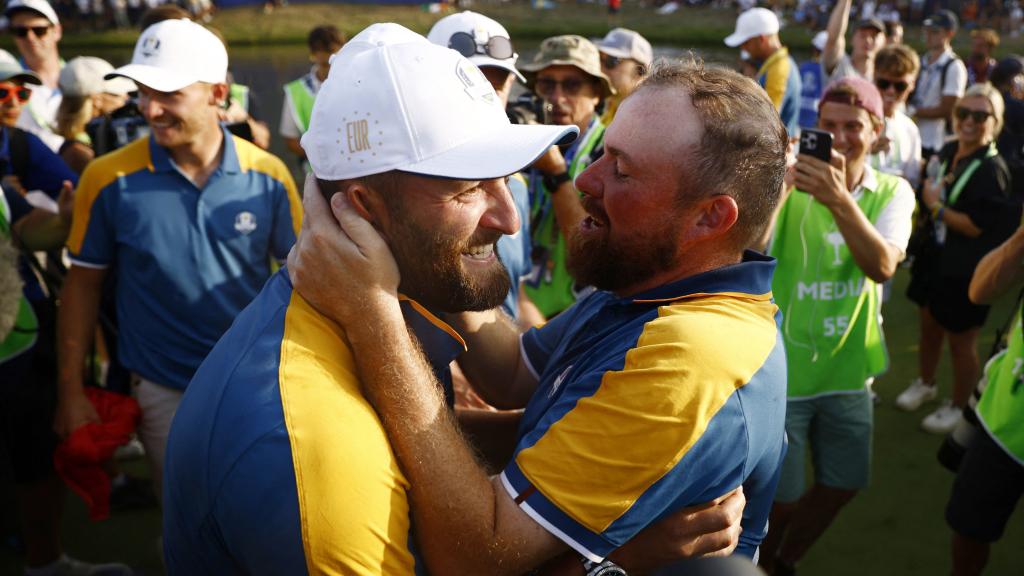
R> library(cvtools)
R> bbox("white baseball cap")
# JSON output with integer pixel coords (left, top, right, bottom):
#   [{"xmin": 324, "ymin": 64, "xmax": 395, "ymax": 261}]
[
  {"xmin": 60, "ymin": 57, "xmax": 136, "ymax": 97},
  {"xmin": 724, "ymin": 8, "xmax": 780, "ymax": 47},
  {"xmin": 596, "ymin": 28, "xmax": 653, "ymax": 69},
  {"xmin": 105, "ymin": 19, "xmax": 227, "ymax": 93},
  {"xmin": 812, "ymin": 31, "xmax": 828, "ymax": 52},
  {"xmin": 4, "ymin": 0, "xmax": 59, "ymax": 26},
  {"xmin": 302, "ymin": 23, "xmax": 577, "ymax": 181},
  {"xmin": 427, "ymin": 11, "xmax": 525, "ymax": 83}
]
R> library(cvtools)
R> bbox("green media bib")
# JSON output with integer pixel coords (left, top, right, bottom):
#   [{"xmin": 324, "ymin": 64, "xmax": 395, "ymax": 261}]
[
  {"xmin": 977, "ymin": 307, "xmax": 1024, "ymax": 465},
  {"xmin": 285, "ymin": 77, "xmax": 317, "ymax": 135},
  {"xmin": 770, "ymin": 170, "xmax": 902, "ymax": 398}
]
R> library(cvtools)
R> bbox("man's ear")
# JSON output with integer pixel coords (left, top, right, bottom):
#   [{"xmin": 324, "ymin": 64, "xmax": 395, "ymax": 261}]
[
  {"xmin": 210, "ymin": 82, "xmax": 230, "ymax": 107},
  {"xmin": 345, "ymin": 182, "xmax": 390, "ymax": 237},
  {"xmin": 694, "ymin": 194, "xmax": 740, "ymax": 242}
]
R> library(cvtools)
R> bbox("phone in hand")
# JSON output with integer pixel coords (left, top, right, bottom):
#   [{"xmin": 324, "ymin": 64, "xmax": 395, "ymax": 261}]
[{"xmin": 799, "ymin": 128, "xmax": 833, "ymax": 162}]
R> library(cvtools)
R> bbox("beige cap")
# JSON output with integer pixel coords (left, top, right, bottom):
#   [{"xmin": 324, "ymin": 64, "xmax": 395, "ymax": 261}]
[{"xmin": 520, "ymin": 35, "xmax": 614, "ymax": 98}]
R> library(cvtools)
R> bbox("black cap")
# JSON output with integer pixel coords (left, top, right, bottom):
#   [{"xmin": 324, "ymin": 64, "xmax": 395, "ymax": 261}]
[
  {"xmin": 990, "ymin": 56, "xmax": 1024, "ymax": 88},
  {"xmin": 923, "ymin": 10, "xmax": 959, "ymax": 33},
  {"xmin": 856, "ymin": 18, "xmax": 886, "ymax": 34}
]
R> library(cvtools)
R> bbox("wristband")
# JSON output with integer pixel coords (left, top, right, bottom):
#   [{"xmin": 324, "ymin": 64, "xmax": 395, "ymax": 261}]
[
  {"xmin": 543, "ymin": 170, "xmax": 572, "ymax": 192},
  {"xmin": 581, "ymin": 558, "xmax": 628, "ymax": 576}
]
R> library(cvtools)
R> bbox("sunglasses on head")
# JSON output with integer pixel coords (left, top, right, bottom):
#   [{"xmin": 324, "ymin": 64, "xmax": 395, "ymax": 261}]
[
  {"xmin": 0, "ymin": 84, "xmax": 31, "ymax": 104},
  {"xmin": 10, "ymin": 25, "xmax": 51, "ymax": 38},
  {"xmin": 955, "ymin": 107, "xmax": 993, "ymax": 123},
  {"xmin": 535, "ymin": 77, "xmax": 594, "ymax": 97},
  {"xmin": 875, "ymin": 78, "xmax": 910, "ymax": 93},
  {"xmin": 448, "ymin": 32, "xmax": 514, "ymax": 61}
]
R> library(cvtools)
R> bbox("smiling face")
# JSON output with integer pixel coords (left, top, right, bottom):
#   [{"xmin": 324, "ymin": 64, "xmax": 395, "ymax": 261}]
[
  {"xmin": 0, "ymin": 81, "xmax": 31, "ymax": 127},
  {"xmin": 875, "ymin": 72, "xmax": 915, "ymax": 117},
  {"xmin": 370, "ymin": 173, "xmax": 520, "ymax": 313},
  {"xmin": 954, "ymin": 94, "xmax": 997, "ymax": 149},
  {"xmin": 569, "ymin": 87, "xmax": 702, "ymax": 293},
  {"xmin": 9, "ymin": 11, "xmax": 60, "ymax": 63},
  {"xmin": 818, "ymin": 100, "xmax": 881, "ymax": 170},
  {"xmin": 137, "ymin": 81, "xmax": 226, "ymax": 151}
]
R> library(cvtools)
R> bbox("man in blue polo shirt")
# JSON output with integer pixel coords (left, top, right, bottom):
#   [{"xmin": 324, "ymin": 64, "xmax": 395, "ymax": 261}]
[
  {"xmin": 288, "ymin": 58, "xmax": 789, "ymax": 573},
  {"xmin": 55, "ymin": 18, "xmax": 300, "ymax": 503}
]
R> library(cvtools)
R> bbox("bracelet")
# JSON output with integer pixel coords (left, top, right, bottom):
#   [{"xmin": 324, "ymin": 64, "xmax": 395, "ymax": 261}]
[
  {"xmin": 543, "ymin": 170, "xmax": 572, "ymax": 192},
  {"xmin": 581, "ymin": 558, "xmax": 628, "ymax": 576}
]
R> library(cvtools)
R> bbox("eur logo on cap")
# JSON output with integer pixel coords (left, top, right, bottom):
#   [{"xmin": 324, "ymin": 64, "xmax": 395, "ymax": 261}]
[{"xmin": 338, "ymin": 111, "xmax": 383, "ymax": 165}]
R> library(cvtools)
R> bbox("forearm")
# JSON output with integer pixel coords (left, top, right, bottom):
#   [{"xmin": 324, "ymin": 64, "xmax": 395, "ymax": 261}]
[
  {"xmin": 550, "ymin": 182, "xmax": 587, "ymax": 240},
  {"xmin": 938, "ymin": 206, "xmax": 983, "ymax": 238},
  {"xmin": 348, "ymin": 303, "xmax": 554, "ymax": 575},
  {"xmin": 284, "ymin": 137, "xmax": 306, "ymax": 159},
  {"xmin": 449, "ymin": 309, "xmax": 537, "ymax": 409},
  {"xmin": 249, "ymin": 119, "xmax": 271, "ymax": 150},
  {"xmin": 824, "ymin": 0, "xmax": 851, "ymax": 72},
  {"xmin": 57, "ymin": 267, "xmax": 105, "ymax": 395},
  {"xmin": 916, "ymin": 96, "xmax": 957, "ymax": 119},
  {"xmin": 970, "ymin": 224, "xmax": 1024, "ymax": 304},
  {"xmin": 831, "ymin": 196, "xmax": 901, "ymax": 282}
]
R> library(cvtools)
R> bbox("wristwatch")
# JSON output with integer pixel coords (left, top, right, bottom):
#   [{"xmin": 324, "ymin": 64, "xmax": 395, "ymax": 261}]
[
  {"xmin": 581, "ymin": 558, "xmax": 628, "ymax": 576},
  {"xmin": 543, "ymin": 170, "xmax": 572, "ymax": 191}
]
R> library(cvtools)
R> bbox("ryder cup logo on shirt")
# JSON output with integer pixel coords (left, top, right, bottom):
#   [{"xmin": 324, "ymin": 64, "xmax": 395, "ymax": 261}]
[
  {"xmin": 234, "ymin": 211, "xmax": 257, "ymax": 235},
  {"xmin": 456, "ymin": 60, "xmax": 496, "ymax": 105},
  {"xmin": 140, "ymin": 37, "xmax": 161, "ymax": 58}
]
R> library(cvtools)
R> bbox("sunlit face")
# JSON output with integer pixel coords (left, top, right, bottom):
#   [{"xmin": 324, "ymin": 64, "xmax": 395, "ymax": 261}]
[
  {"xmin": 852, "ymin": 27, "xmax": 885, "ymax": 59},
  {"xmin": 875, "ymin": 72, "xmax": 915, "ymax": 117},
  {"xmin": 599, "ymin": 52, "xmax": 644, "ymax": 96},
  {"xmin": 534, "ymin": 65, "xmax": 601, "ymax": 129},
  {"xmin": 9, "ymin": 12, "xmax": 60, "ymax": 62},
  {"xmin": 137, "ymin": 82, "xmax": 224, "ymax": 150},
  {"xmin": 93, "ymin": 92, "xmax": 128, "ymax": 116},
  {"xmin": 954, "ymin": 95, "xmax": 997, "ymax": 148},
  {"xmin": 569, "ymin": 87, "xmax": 702, "ymax": 292},
  {"xmin": 374, "ymin": 173, "xmax": 519, "ymax": 313},
  {"xmin": 0, "ymin": 81, "xmax": 30, "ymax": 127},
  {"xmin": 818, "ymin": 101, "xmax": 880, "ymax": 168}
]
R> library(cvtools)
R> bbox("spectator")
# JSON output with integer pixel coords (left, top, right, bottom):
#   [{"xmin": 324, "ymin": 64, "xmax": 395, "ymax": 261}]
[
  {"xmin": 760, "ymin": 77, "xmax": 915, "ymax": 575},
  {"xmin": 280, "ymin": 25, "xmax": 344, "ymax": 170},
  {"xmin": 798, "ymin": 30, "xmax": 828, "ymax": 130},
  {"xmin": 55, "ymin": 19, "xmax": 301, "ymax": 506},
  {"xmin": 520, "ymin": 35, "xmax": 614, "ymax": 318},
  {"xmin": 910, "ymin": 9, "xmax": 967, "ymax": 158},
  {"xmin": 4, "ymin": 0, "xmax": 65, "ymax": 152},
  {"xmin": 885, "ymin": 19, "xmax": 904, "ymax": 45},
  {"xmin": 968, "ymin": 28, "xmax": 1000, "ymax": 85},
  {"xmin": 823, "ymin": 0, "xmax": 886, "ymax": 82},
  {"xmin": 944, "ymin": 220, "xmax": 1024, "ymax": 576},
  {"xmin": 55, "ymin": 56, "xmax": 136, "ymax": 173},
  {"xmin": 595, "ymin": 27, "xmax": 652, "ymax": 125},
  {"xmin": 725, "ymin": 7, "xmax": 802, "ymax": 135},
  {"xmin": 871, "ymin": 44, "xmax": 923, "ymax": 188},
  {"xmin": 990, "ymin": 56, "xmax": 1024, "ymax": 198},
  {"xmin": 900, "ymin": 83, "xmax": 1022, "ymax": 434}
]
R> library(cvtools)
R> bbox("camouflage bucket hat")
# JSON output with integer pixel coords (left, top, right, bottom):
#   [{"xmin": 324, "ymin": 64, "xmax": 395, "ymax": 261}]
[{"xmin": 520, "ymin": 35, "xmax": 615, "ymax": 98}]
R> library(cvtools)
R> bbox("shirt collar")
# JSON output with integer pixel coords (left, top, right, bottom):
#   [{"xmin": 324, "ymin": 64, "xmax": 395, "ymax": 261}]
[
  {"xmin": 626, "ymin": 250, "xmax": 777, "ymax": 305},
  {"xmin": 148, "ymin": 125, "xmax": 240, "ymax": 176},
  {"xmin": 398, "ymin": 295, "xmax": 467, "ymax": 364},
  {"xmin": 758, "ymin": 47, "xmax": 789, "ymax": 74},
  {"xmin": 854, "ymin": 164, "xmax": 880, "ymax": 195}
]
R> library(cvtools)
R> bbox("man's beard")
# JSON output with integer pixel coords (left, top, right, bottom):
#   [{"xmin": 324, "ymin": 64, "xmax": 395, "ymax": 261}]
[
  {"xmin": 389, "ymin": 217, "xmax": 511, "ymax": 314},
  {"xmin": 566, "ymin": 197, "xmax": 680, "ymax": 293}
]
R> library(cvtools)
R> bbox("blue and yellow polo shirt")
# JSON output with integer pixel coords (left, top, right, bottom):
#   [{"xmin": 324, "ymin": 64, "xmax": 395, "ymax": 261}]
[
  {"xmin": 66, "ymin": 128, "xmax": 301, "ymax": 390},
  {"xmin": 758, "ymin": 47, "xmax": 802, "ymax": 137},
  {"xmin": 503, "ymin": 251, "xmax": 788, "ymax": 560},
  {"xmin": 163, "ymin": 269, "xmax": 465, "ymax": 575}
]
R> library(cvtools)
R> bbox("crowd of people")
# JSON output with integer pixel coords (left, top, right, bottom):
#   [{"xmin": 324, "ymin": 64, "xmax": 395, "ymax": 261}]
[{"xmin": 0, "ymin": 1, "xmax": 1023, "ymax": 575}]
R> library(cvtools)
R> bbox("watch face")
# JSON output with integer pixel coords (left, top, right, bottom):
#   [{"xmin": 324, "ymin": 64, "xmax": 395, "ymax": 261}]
[{"xmin": 594, "ymin": 565, "xmax": 627, "ymax": 576}]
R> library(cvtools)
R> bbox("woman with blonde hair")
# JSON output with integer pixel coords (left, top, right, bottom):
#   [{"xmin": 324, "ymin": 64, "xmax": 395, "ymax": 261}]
[
  {"xmin": 55, "ymin": 56, "xmax": 135, "ymax": 173},
  {"xmin": 902, "ymin": 82, "xmax": 1023, "ymax": 433}
]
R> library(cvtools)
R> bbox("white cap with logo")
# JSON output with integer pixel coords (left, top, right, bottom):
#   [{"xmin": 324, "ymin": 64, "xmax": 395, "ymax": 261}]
[
  {"xmin": 60, "ymin": 56, "xmax": 136, "ymax": 97},
  {"xmin": 596, "ymin": 28, "xmax": 653, "ymax": 69},
  {"xmin": 302, "ymin": 23, "xmax": 577, "ymax": 181},
  {"xmin": 724, "ymin": 8, "xmax": 780, "ymax": 47},
  {"xmin": 427, "ymin": 11, "xmax": 526, "ymax": 83},
  {"xmin": 105, "ymin": 19, "xmax": 227, "ymax": 93},
  {"xmin": 4, "ymin": 0, "xmax": 59, "ymax": 26},
  {"xmin": 812, "ymin": 31, "xmax": 828, "ymax": 52}
]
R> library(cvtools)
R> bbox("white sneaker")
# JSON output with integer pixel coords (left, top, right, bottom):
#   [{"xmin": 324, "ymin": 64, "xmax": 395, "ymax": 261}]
[
  {"xmin": 921, "ymin": 400, "xmax": 963, "ymax": 435},
  {"xmin": 26, "ymin": 555, "xmax": 134, "ymax": 576},
  {"xmin": 895, "ymin": 378, "xmax": 937, "ymax": 411}
]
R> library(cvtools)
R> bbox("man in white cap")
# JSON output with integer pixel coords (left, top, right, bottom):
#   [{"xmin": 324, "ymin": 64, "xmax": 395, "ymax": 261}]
[
  {"xmin": 4, "ymin": 0, "xmax": 65, "ymax": 151},
  {"xmin": 163, "ymin": 24, "xmax": 758, "ymax": 574},
  {"xmin": 55, "ymin": 18, "xmax": 301, "ymax": 505},
  {"xmin": 725, "ymin": 7, "xmax": 802, "ymax": 136},
  {"xmin": 595, "ymin": 27, "xmax": 653, "ymax": 125}
]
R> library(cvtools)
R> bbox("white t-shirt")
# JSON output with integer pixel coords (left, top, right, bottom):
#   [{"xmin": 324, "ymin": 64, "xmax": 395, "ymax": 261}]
[
  {"xmin": 870, "ymin": 110, "xmax": 923, "ymax": 189},
  {"xmin": 912, "ymin": 49, "xmax": 967, "ymax": 152},
  {"xmin": 854, "ymin": 165, "xmax": 916, "ymax": 255},
  {"xmin": 16, "ymin": 82, "xmax": 64, "ymax": 152},
  {"xmin": 278, "ymin": 67, "xmax": 323, "ymax": 140},
  {"xmin": 828, "ymin": 54, "xmax": 868, "ymax": 85}
]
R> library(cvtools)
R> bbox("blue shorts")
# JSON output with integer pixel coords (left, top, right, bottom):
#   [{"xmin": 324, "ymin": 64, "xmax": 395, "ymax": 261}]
[{"xmin": 775, "ymin": 391, "xmax": 873, "ymax": 502}]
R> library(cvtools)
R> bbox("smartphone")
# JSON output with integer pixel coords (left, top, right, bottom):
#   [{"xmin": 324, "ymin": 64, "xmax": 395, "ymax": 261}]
[{"xmin": 799, "ymin": 128, "xmax": 833, "ymax": 162}]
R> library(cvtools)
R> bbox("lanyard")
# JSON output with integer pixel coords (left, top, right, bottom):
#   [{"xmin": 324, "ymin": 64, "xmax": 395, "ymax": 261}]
[{"xmin": 939, "ymin": 143, "xmax": 998, "ymax": 207}]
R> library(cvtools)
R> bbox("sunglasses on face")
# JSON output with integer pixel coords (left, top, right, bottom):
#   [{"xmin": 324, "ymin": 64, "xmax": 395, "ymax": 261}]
[
  {"xmin": 0, "ymin": 85, "xmax": 31, "ymax": 104},
  {"xmin": 875, "ymin": 78, "xmax": 910, "ymax": 93},
  {"xmin": 600, "ymin": 54, "xmax": 622, "ymax": 69},
  {"xmin": 10, "ymin": 25, "xmax": 51, "ymax": 38},
  {"xmin": 955, "ymin": 107, "xmax": 993, "ymax": 123},
  {"xmin": 448, "ymin": 32, "xmax": 514, "ymax": 61},
  {"xmin": 535, "ymin": 77, "xmax": 593, "ymax": 97}
]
